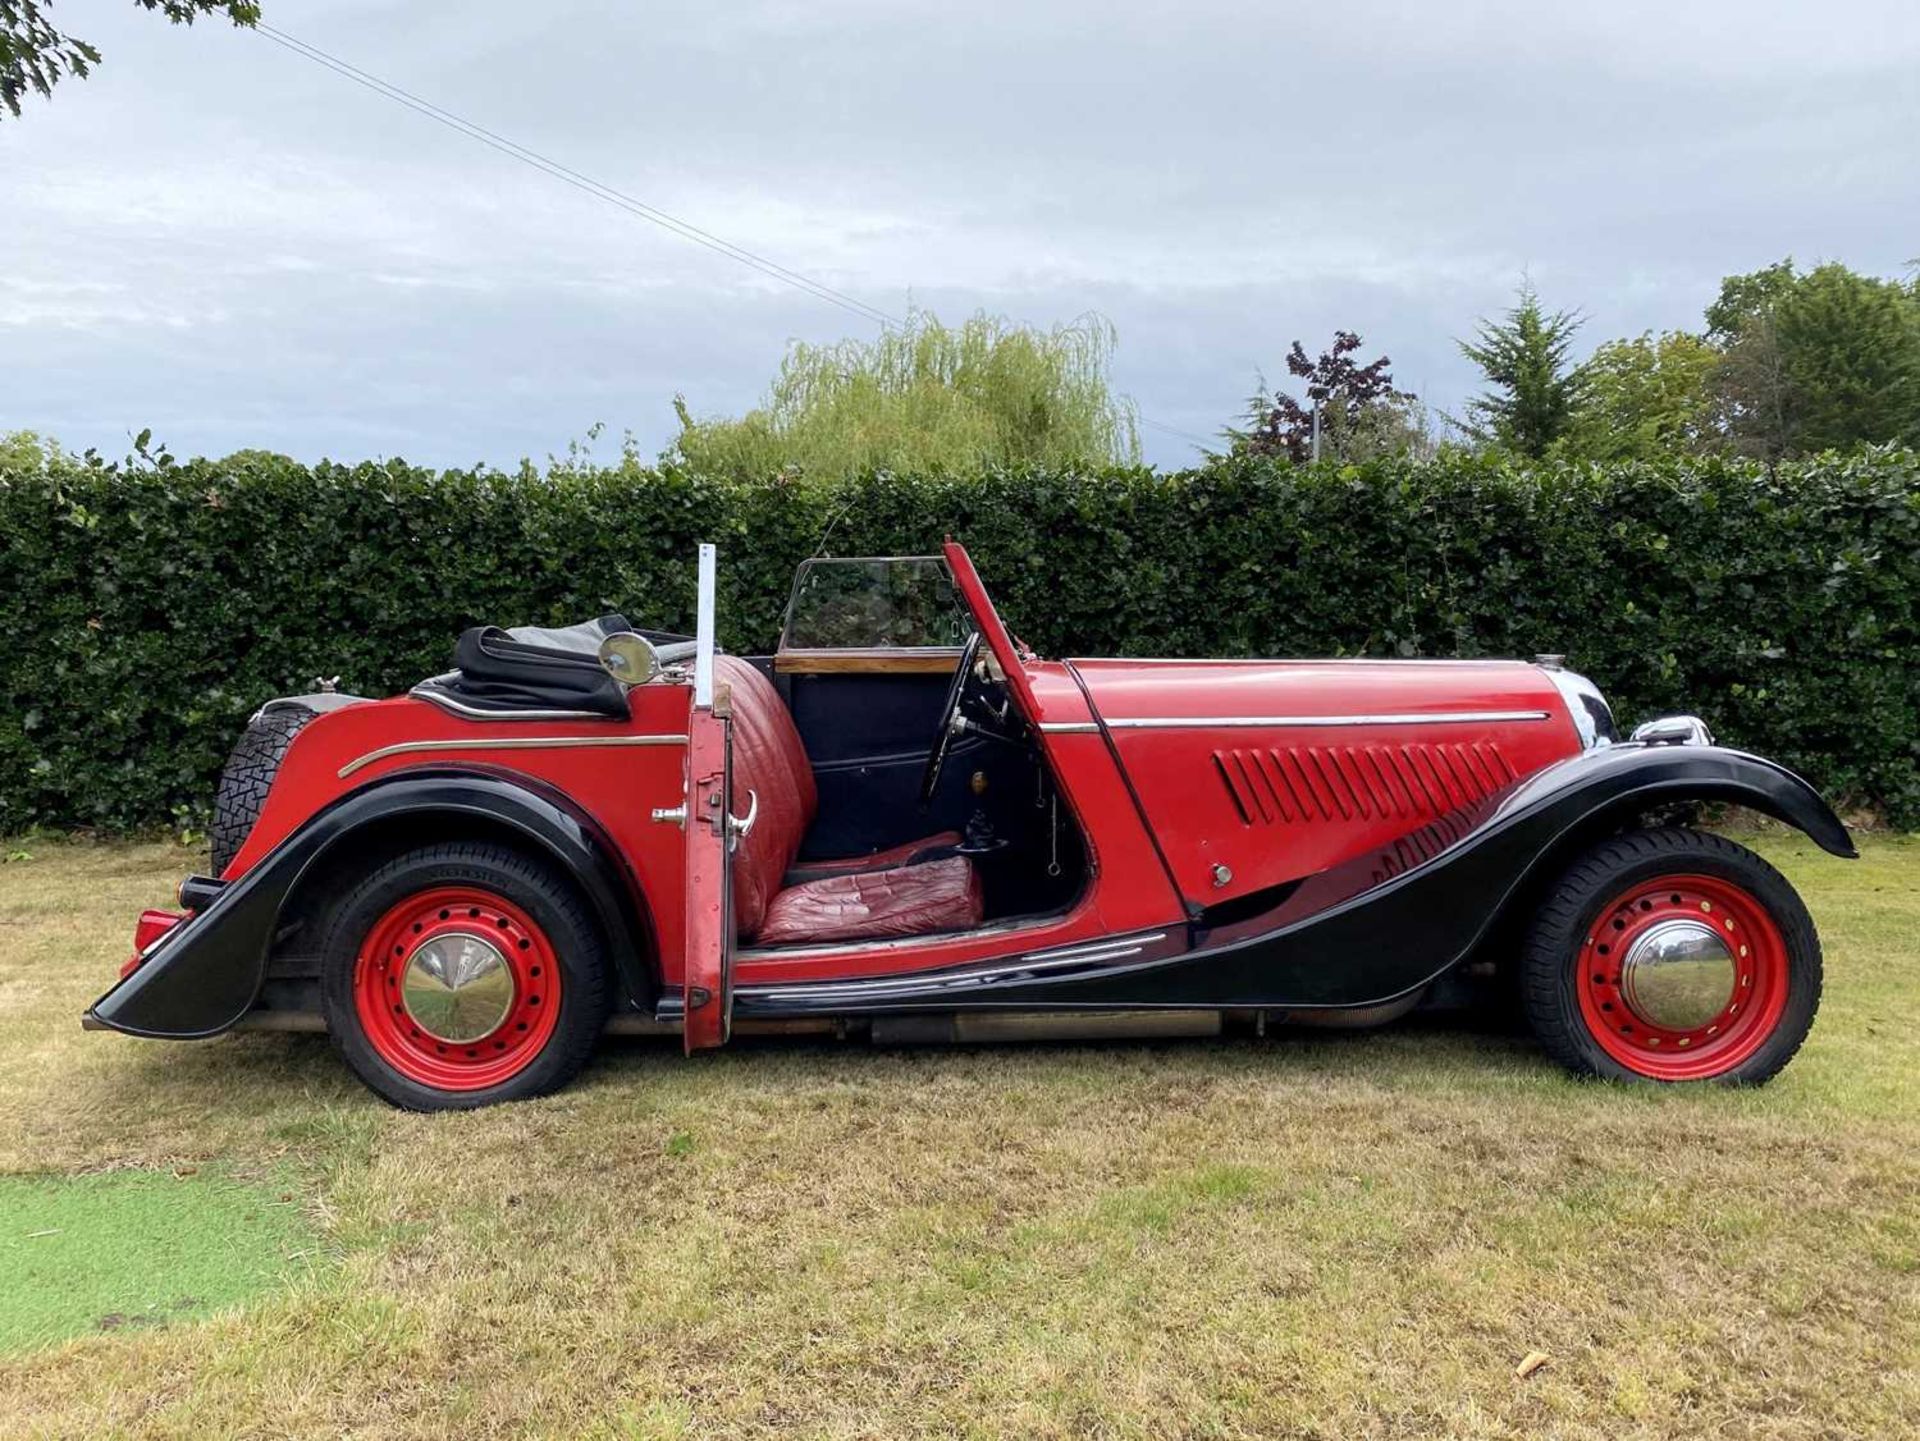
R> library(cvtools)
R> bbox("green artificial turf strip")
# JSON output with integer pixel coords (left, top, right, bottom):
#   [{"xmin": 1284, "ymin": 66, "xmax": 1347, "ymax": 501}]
[{"xmin": 0, "ymin": 1170, "xmax": 317, "ymax": 1353}]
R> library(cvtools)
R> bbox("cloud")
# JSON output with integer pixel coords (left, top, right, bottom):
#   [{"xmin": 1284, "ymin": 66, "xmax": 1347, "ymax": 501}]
[{"xmin": 2, "ymin": 0, "xmax": 1915, "ymax": 468}]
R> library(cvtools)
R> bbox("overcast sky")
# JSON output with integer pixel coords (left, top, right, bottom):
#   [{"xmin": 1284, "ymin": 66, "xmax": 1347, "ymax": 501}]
[{"xmin": 2, "ymin": 0, "xmax": 1915, "ymax": 469}]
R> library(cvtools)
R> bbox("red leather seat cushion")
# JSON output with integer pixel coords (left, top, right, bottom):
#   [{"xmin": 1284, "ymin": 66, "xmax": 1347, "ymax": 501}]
[
  {"xmin": 785, "ymin": 830, "xmax": 962, "ymax": 883},
  {"xmin": 755, "ymin": 857, "xmax": 983, "ymax": 947}
]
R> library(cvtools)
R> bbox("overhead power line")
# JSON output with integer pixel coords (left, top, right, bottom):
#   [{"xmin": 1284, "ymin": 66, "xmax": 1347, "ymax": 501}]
[
  {"xmin": 253, "ymin": 23, "xmax": 1210, "ymax": 454},
  {"xmin": 1141, "ymin": 416, "xmax": 1214, "ymax": 449},
  {"xmin": 254, "ymin": 24, "xmax": 899, "ymax": 330}
]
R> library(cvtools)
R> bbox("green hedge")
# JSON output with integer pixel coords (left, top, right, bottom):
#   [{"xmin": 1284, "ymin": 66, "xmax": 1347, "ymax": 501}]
[{"xmin": 2, "ymin": 449, "xmax": 1915, "ymax": 833}]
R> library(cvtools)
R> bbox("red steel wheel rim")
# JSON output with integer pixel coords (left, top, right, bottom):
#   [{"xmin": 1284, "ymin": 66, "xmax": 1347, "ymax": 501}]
[
  {"xmin": 352, "ymin": 885, "xmax": 562, "ymax": 1092},
  {"xmin": 1575, "ymin": 872, "xmax": 1790, "ymax": 1080}
]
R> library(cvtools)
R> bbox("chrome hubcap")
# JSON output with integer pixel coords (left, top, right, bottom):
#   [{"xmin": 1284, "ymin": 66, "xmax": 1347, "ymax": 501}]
[
  {"xmin": 1618, "ymin": 919, "xmax": 1736, "ymax": 1031},
  {"xmin": 401, "ymin": 932, "xmax": 515, "ymax": 1043}
]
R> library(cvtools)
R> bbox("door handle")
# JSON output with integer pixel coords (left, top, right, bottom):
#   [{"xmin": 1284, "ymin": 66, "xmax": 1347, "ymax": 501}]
[{"xmin": 727, "ymin": 788, "xmax": 758, "ymax": 849}]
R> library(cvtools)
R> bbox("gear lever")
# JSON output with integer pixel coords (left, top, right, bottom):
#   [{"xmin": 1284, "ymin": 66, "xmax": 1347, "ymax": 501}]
[{"xmin": 957, "ymin": 769, "xmax": 1008, "ymax": 855}]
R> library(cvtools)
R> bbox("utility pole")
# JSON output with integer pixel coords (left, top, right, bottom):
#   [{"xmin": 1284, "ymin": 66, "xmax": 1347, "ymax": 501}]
[{"xmin": 1310, "ymin": 401, "xmax": 1322, "ymax": 463}]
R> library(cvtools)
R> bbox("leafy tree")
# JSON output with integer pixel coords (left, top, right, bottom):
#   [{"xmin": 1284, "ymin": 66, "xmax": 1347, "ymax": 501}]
[
  {"xmin": 1707, "ymin": 259, "xmax": 1807, "ymax": 459},
  {"xmin": 665, "ymin": 308, "xmax": 1140, "ymax": 482},
  {"xmin": 1705, "ymin": 260, "xmax": 1799, "ymax": 344},
  {"xmin": 1, "ymin": 1, "xmax": 258, "ymax": 119},
  {"xmin": 1559, "ymin": 330, "xmax": 1721, "ymax": 462},
  {"xmin": 1772, "ymin": 263, "xmax": 1920, "ymax": 452},
  {"xmin": 1456, "ymin": 284, "xmax": 1587, "ymax": 458},
  {"xmin": 1219, "ymin": 331, "xmax": 1427, "ymax": 464},
  {"xmin": 1706, "ymin": 259, "xmax": 1920, "ymax": 457}
]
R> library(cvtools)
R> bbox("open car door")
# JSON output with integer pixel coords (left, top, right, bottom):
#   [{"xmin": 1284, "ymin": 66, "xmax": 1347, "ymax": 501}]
[
  {"xmin": 679, "ymin": 543, "xmax": 734, "ymax": 1052},
  {"xmin": 941, "ymin": 540, "xmax": 1042, "ymax": 720}
]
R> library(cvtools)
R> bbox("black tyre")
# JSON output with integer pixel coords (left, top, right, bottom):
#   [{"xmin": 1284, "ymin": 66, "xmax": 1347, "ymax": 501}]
[
  {"xmin": 317, "ymin": 841, "xmax": 610, "ymax": 1110},
  {"xmin": 1520, "ymin": 826, "xmax": 1821, "ymax": 1085},
  {"xmin": 210, "ymin": 704, "xmax": 316, "ymax": 873}
]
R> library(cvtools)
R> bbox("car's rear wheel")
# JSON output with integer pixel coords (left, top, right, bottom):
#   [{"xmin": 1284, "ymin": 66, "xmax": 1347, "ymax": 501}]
[
  {"xmin": 318, "ymin": 841, "xmax": 609, "ymax": 1110},
  {"xmin": 1520, "ymin": 827, "xmax": 1820, "ymax": 1084}
]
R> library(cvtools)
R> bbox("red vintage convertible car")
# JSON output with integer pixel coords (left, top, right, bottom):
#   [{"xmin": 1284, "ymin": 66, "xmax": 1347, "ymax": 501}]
[{"xmin": 89, "ymin": 542, "xmax": 1854, "ymax": 1109}]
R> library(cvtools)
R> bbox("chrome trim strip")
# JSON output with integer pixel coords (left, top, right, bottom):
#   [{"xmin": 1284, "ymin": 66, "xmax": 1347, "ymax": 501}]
[
  {"xmin": 1036, "ymin": 721, "xmax": 1101, "ymax": 734},
  {"xmin": 735, "ymin": 929, "xmax": 1173, "ymax": 1002},
  {"xmin": 1027, "ymin": 931, "xmax": 1168, "ymax": 961},
  {"xmin": 410, "ymin": 686, "xmax": 611, "ymax": 723},
  {"xmin": 339, "ymin": 734, "xmax": 686, "ymax": 779},
  {"xmin": 1101, "ymin": 710, "xmax": 1552, "ymax": 731}
]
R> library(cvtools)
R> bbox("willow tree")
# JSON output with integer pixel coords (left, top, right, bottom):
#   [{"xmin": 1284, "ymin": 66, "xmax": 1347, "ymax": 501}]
[{"xmin": 667, "ymin": 309, "xmax": 1141, "ymax": 481}]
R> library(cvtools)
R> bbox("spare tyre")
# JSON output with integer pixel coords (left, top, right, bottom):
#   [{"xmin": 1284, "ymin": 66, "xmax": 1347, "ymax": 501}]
[{"xmin": 209, "ymin": 704, "xmax": 317, "ymax": 874}]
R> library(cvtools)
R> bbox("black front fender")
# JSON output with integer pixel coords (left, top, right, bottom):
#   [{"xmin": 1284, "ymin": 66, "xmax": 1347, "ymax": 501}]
[
  {"xmin": 87, "ymin": 769, "xmax": 655, "ymax": 1039},
  {"xmin": 1519, "ymin": 741, "xmax": 1856, "ymax": 859},
  {"xmin": 1087, "ymin": 742, "xmax": 1855, "ymax": 1009},
  {"xmin": 1449, "ymin": 740, "xmax": 1855, "ymax": 862}
]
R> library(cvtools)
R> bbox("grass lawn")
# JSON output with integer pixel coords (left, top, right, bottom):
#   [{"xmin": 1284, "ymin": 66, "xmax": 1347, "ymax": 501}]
[{"xmin": 0, "ymin": 832, "xmax": 1915, "ymax": 1438}]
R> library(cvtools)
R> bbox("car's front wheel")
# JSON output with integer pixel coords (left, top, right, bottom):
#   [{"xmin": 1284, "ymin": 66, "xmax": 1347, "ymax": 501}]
[
  {"xmin": 1520, "ymin": 827, "xmax": 1821, "ymax": 1084},
  {"xmin": 318, "ymin": 841, "xmax": 609, "ymax": 1110}
]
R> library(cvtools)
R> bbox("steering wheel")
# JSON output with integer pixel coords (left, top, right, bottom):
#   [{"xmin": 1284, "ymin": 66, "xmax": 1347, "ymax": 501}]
[{"xmin": 919, "ymin": 631, "xmax": 983, "ymax": 809}]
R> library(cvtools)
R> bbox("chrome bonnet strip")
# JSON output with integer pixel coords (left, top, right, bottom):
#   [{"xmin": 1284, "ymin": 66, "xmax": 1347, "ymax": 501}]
[
  {"xmin": 1036, "ymin": 721, "xmax": 1101, "ymax": 734},
  {"xmin": 340, "ymin": 734, "xmax": 686, "ymax": 778},
  {"xmin": 1102, "ymin": 710, "xmax": 1551, "ymax": 730}
]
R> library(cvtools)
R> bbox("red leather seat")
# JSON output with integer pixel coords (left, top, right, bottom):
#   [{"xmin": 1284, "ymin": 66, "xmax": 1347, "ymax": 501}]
[
  {"xmin": 757, "ymin": 858, "xmax": 982, "ymax": 947},
  {"xmin": 717, "ymin": 658, "xmax": 980, "ymax": 946}
]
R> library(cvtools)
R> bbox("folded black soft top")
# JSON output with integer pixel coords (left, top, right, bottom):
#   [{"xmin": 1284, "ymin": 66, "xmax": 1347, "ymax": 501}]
[{"xmin": 412, "ymin": 615, "xmax": 693, "ymax": 721}]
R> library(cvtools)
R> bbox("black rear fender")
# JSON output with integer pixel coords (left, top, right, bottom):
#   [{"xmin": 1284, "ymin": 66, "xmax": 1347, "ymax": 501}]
[{"xmin": 88, "ymin": 769, "xmax": 656, "ymax": 1039}]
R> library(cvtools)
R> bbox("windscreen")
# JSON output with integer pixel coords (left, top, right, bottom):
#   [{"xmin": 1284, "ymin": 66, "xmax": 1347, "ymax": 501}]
[{"xmin": 779, "ymin": 557, "xmax": 972, "ymax": 651}]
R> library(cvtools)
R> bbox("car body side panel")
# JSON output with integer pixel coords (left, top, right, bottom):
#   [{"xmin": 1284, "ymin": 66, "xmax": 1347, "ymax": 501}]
[
  {"xmin": 1070, "ymin": 658, "xmax": 1583, "ymax": 907},
  {"xmin": 732, "ymin": 744, "xmax": 1853, "ymax": 1016}
]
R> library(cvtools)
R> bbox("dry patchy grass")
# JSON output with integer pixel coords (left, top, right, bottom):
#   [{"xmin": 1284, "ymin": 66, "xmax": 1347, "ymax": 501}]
[{"xmin": 0, "ymin": 833, "xmax": 1915, "ymax": 1438}]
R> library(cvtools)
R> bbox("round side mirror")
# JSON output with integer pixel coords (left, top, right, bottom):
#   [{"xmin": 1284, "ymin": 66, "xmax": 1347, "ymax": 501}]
[{"xmin": 597, "ymin": 632, "xmax": 661, "ymax": 687}]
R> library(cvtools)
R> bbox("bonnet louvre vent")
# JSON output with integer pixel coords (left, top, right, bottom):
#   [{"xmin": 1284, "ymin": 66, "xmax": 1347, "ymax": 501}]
[{"xmin": 1212, "ymin": 742, "xmax": 1516, "ymax": 827}]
